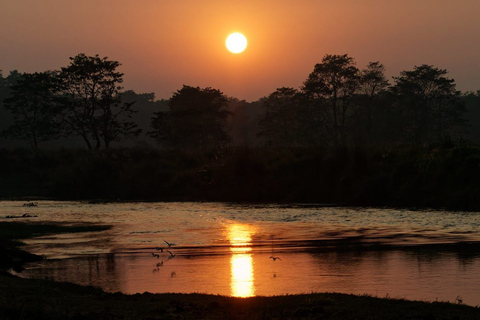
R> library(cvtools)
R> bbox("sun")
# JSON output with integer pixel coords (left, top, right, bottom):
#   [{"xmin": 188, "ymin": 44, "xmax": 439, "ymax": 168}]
[{"xmin": 226, "ymin": 33, "xmax": 247, "ymax": 54}]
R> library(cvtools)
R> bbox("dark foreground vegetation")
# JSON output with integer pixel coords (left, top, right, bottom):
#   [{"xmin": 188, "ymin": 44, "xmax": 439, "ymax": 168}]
[
  {"xmin": 1, "ymin": 144, "xmax": 480, "ymax": 210},
  {"xmin": 3, "ymin": 273, "xmax": 480, "ymax": 320},
  {"xmin": 1, "ymin": 222, "xmax": 479, "ymax": 320}
]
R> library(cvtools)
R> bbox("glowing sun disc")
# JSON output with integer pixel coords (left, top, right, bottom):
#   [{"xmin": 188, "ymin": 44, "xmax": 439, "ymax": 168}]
[{"xmin": 226, "ymin": 33, "xmax": 247, "ymax": 54}]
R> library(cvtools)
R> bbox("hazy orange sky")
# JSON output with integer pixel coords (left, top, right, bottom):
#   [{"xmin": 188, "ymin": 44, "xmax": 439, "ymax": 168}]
[{"xmin": 2, "ymin": 0, "xmax": 480, "ymax": 101}]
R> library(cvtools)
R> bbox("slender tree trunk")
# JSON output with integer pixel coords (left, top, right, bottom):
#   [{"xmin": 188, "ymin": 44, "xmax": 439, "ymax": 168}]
[
  {"xmin": 81, "ymin": 134, "xmax": 92, "ymax": 150},
  {"xmin": 93, "ymin": 128, "xmax": 101, "ymax": 149}
]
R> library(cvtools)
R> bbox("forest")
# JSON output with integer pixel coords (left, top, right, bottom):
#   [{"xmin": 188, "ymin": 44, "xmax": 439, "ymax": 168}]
[{"xmin": 1, "ymin": 53, "xmax": 480, "ymax": 209}]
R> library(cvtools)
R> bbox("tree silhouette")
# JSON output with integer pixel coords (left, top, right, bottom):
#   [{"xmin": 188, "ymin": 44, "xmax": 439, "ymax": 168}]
[
  {"xmin": 150, "ymin": 85, "xmax": 231, "ymax": 150},
  {"xmin": 259, "ymin": 87, "xmax": 310, "ymax": 147},
  {"xmin": 303, "ymin": 54, "xmax": 360, "ymax": 147},
  {"xmin": 392, "ymin": 65, "xmax": 465, "ymax": 145},
  {"xmin": 226, "ymin": 98, "xmax": 265, "ymax": 147},
  {"xmin": 359, "ymin": 62, "xmax": 389, "ymax": 99},
  {"xmin": 463, "ymin": 91, "xmax": 480, "ymax": 142},
  {"xmin": 353, "ymin": 62, "xmax": 390, "ymax": 145},
  {"xmin": 120, "ymin": 90, "xmax": 168, "ymax": 143},
  {"xmin": 1, "ymin": 72, "xmax": 61, "ymax": 148},
  {"xmin": 57, "ymin": 54, "xmax": 140, "ymax": 149}
]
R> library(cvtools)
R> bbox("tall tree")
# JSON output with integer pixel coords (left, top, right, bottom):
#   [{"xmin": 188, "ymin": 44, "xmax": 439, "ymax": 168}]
[
  {"xmin": 303, "ymin": 54, "xmax": 360, "ymax": 147},
  {"xmin": 392, "ymin": 64, "xmax": 465, "ymax": 145},
  {"xmin": 259, "ymin": 87, "xmax": 309, "ymax": 147},
  {"xmin": 0, "ymin": 70, "xmax": 7, "ymax": 131},
  {"xmin": 1, "ymin": 72, "xmax": 61, "ymax": 148},
  {"xmin": 226, "ymin": 97, "xmax": 265, "ymax": 147},
  {"xmin": 462, "ymin": 91, "xmax": 480, "ymax": 142},
  {"xmin": 0, "ymin": 71, "xmax": 22, "ymax": 142},
  {"xmin": 120, "ymin": 90, "xmax": 168, "ymax": 142},
  {"xmin": 150, "ymin": 85, "xmax": 231, "ymax": 150},
  {"xmin": 359, "ymin": 62, "xmax": 389, "ymax": 100},
  {"xmin": 58, "ymin": 53, "xmax": 140, "ymax": 149},
  {"xmin": 353, "ymin": 62, "xmax": 390, "ymax": 145}
]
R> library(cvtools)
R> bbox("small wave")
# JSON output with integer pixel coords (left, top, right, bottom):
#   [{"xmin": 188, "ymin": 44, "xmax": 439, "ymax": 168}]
[{"xmin": 129, "ymin": 229, "xmax": 174, "ymax": 234}]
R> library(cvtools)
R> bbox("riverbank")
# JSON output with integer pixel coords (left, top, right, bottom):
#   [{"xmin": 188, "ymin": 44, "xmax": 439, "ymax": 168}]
[
  {"xmin": 2, "ymin": 272, "xmax": 480, "ymax": 320},
  {"xmin": 1, "ymin": 221, "xmax": 480, "ymax": 319},
  {"xmin": 2, "ymin": 145, "xmax": 480, "ymax": 211}
]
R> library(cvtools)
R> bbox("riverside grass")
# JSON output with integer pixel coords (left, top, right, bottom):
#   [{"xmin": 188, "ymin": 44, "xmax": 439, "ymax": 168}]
[{"xmin": 0, "ymin": 221, "xmax": 479, "ymax": 320}]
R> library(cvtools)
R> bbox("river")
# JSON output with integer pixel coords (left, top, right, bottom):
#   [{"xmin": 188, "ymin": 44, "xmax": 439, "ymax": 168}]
[{"xmin": 2, "ymin": 201, "xmax": 480, "ymax": 305}]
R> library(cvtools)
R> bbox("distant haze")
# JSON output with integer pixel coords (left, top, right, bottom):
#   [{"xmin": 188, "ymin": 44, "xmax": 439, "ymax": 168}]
[{"xmin": 2, "ymin": 0, "xmax": 480, "ymax": 101}]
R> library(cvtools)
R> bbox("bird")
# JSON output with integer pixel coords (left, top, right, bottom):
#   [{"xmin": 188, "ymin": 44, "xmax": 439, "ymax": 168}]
[
  {"xmin": 23, "ymin": 202, "xmax": 38, "ymax": 207},
  {"xmin": 269, "ymin": 256, "xmax": 281, "ymax": 261},
  {"xmin": 151, "ymin": 253, "xmax": 160, "ymax": 258},
  {"xmin": 163, "ymin": 239, "xmax": 175, "ymax": 247},
  {"xmin": 166, "ymin": 250, "xmax": 176, "ymax": 259},
  {"xmin": 156, "ymin": 261, "xmax": 164, "ymax": 267},
  {"xmin": 155, "ymin": 247, "xmax": 164, "ymax": 252}
]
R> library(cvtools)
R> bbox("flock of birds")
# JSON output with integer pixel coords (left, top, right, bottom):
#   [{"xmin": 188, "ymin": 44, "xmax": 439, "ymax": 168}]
[
  {"xmin": 150, "ymin": 239, "xmax": 282, "ymax": 272},
  {"xmin": 22, "ymin": 201, "xmax": 38, "ymax": 207},
  {"xmin": 150, "ymin": 240, "xmax": 177, "ymax": 272}
]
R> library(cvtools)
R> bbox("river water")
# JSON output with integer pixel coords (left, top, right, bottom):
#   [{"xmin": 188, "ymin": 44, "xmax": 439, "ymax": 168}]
[{"xmin": 2, "ymin": 201, "xmax": 480, "ymax": 305}]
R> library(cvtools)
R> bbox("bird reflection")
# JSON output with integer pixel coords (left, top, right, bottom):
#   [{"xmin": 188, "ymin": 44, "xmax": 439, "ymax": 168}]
[{"xmin": 166, "ymin": 250, "xmax": 176, "ymax": 259}]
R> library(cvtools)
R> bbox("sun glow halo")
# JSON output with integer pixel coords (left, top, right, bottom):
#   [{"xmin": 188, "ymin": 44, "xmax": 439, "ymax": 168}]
[{"xmin": 226, "ymin": 32, "xmax": 247, "ymax": 54}]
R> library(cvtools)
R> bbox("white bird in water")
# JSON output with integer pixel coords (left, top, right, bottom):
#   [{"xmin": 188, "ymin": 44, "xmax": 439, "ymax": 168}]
[
  {"xmin": 163, "ymin": 239, "xmax": 175, "ymax": 247},
  {"xmin": 269, "ymin": 256, "xmax": 281, "ymax": 261}
]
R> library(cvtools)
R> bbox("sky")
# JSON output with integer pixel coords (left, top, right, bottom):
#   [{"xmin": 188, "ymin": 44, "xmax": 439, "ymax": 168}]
[{"xmin": 2, "ymin": 0, "xmax": 480, "ymax": 101}]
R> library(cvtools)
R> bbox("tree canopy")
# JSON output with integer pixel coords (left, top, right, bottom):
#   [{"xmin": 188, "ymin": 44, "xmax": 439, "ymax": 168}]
[
  {"xmin": 259, "ymin": 87, "xmax": 310, "ymax": 147},
  {"xmin": 1, "ymin": 72, "xmax": 61, "ymax": 148},
  {"xmin": 58, "ymin": 53, "xmax": 140, "ymax": 149},
  {"xmin": 303, "ymin": 54, "xmax": 360, "ymax": 147},
  {"xmin": 150, "ymin": 85, "xmax": 231, "ymax": 150},
  {"xmin": 391, "ymin": 64, "xmax": 465, "ymax": 145}
]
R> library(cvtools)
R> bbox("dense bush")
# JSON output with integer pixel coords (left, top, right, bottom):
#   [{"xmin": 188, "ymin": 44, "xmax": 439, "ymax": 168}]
[{"xmin": 1, "ymin": 144, "xmax": 480, "ymax": 210}]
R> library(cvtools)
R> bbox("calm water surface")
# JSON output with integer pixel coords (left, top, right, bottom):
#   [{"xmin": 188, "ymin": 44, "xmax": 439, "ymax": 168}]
[{"xmin": 2, "ymin": 201, "xmax": 480, "ymax": 305}]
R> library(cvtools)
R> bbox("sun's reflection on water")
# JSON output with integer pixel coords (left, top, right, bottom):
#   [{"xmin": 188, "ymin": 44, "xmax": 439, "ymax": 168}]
[{"xmin": 228, "ymin": 224, "xmax": 255, "ymax": 297}]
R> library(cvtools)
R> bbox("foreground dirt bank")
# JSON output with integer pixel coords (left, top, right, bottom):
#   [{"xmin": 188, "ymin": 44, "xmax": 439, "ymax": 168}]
[{"xmin": 2, "ymin": 273, "xmax": 480, "ymax": 320}]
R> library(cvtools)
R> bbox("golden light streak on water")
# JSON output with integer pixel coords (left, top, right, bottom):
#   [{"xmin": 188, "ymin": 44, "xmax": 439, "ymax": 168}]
[
  {"xmin": 228, "ymin": 223, "xmax": 256, "ymax": 297},
  {"xmin": 230, "ymin": 253, "xmax": 254, "ymax": 297}
]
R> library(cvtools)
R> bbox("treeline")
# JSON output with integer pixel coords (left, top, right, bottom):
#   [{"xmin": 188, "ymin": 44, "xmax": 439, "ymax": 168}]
[
  {"xmin": 2, "ymin": 53, "xmax": 480, "ymax": 149},
  {"xmin": 2, "ymin": 53, "xmax": 480, "ymax": 208}
]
